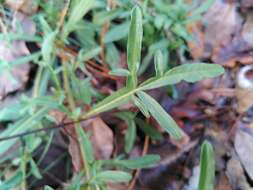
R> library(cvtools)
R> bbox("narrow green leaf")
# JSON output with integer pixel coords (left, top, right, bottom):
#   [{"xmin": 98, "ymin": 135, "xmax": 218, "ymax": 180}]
[
  {"xmin": 172, "ymin": 23, "xmax": 191, "ymax": 40},
  {"xmin": 191, "ymin": 0, "xmax": 214, "ymax": 16},
  {"xmin": 137, "ymin": 91, "xmax": 183, "ymax": 139},
  {"xmin": 77, "ymin": 47, "xmax": 101, "ymax": 63},
  {"xmin": 76, "ymin": 126, "xmax": 94, "ymax": 164},
  {"xmin": 0, "ymin": 33, "xmax": 42, "ymax": 42},
  {"xmin": 113, "ymin": 155, "xmax": 160, "ymax": 169},
  {"xmin": 133, "ymin": 96, "xmax": 150, "ymax": 118},
  {"xmin": 0, "ymin": 107, "xmax": 49, "ymax": 156},
  {"xmin": 116, "ymin": 112, "xmax": 136, "ymax": 153},
  {"xmin": 0, "ymin": 170, "xmax": 23, "ymax": 190},
  {"xmin": 30, "ymin": 158, "xmax": 42, "ymax": 179},
  {"xmin": 0, "ymin": 103, "xmax": 24, "ymax": 121},
  {"xmin": 41, "ymin": 31, "xmax": 57, "ymax": 65},
  {"xmin": 93, "ymin": 9, "xmax": 124, "ymax": 25},
  {"xmin": 85, "ymin": 87, "xmax": 133, "ymax": 118},
  {"xmin": 140, "ymin": 63, "xmax": 224, "ymax": 90},
  {"xmin": 104, "ymin": 22, "xmax": 130, "ymax": 43},
  {"xmin": 135, "ymin": 118, "xmax": 163, "ymax": 140},
  {"xmin": 95, "ymin": 170, "xmax": 132, "ymax": 183},
  {"xmin": 127, "ymin": 6, "xmax": 143, "ymax": 88},
  {"xmin": 44, "ymin": 186, "xmax": 55, "ymax": 190},
  {"xmin": 106, "ymin": 43, "xmax": 120, "ymax": 69},
  {"xmin": 198, "ymin": 140, "xmax": 215, "ymax": 190},
  {"xmin": 68, "ymin": 0, "xmax": 94, "ymax": 27},
  {"xmin": 65, "ymin": 0, "xmax": 94, "ymax": 36},
  {"xmin": 154, "ymin": 50, "xmax": 164, "ymax": 77},
  {"xmin": 109, "ymin": 68, "xmax": 130, "ymax": 77},
  {"xmin": 124, "ymin": 119, "xmax": 136, "ymax": 153}
]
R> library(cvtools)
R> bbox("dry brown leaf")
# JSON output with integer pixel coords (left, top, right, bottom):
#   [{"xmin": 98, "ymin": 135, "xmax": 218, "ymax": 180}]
[
  {"xmin": 204, "ymin": 0, "xmax": 242, "ymax": 51},
  {"xmin": 61, "ymin": 117, "xmax": 113, "ymax": 172},
  {"xmin": 226, "ymin": 157, "xmax": 252, "ymax": 190},
  {"xmin": 0, "ymin": 13, "xmax": 35, "ymax": 99},
  {"xmin": 88, "ymin": 117, "xmax": 114, "ymax": 160},
  {"xmin": 6, "ymin": 0, "xmax": 38, "ymax": 15},
  {"xmin": 234, "ymin": 125, "xmax": 253, "ymax": 180},
  {"xmin": 188, "ymin": 0, "xmax": 246, "ymax": 66},
  {"xmin": 215, "ymin": 173, "xmax": 232, "ymax": 190}
]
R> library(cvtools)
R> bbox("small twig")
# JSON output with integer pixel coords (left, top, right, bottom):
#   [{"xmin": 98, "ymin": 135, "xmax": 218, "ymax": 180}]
[
  {"xmin": 58, "ymin": 0, "xmax": 70, "ymax": 30},
  {"xmin": 127, "ymin": 135, "xmax": 150, "ymax": 190},
  {"xmin": 86, "ymin": 64, "xmax": 117, "ymax": 80},
  {"xmin": 0, "ymin": 117, "xmax": 91, "ymax": 142}
]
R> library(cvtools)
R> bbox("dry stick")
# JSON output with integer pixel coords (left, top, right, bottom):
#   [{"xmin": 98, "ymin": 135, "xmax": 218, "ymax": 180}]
[
  {"xmin": 86, "ymin": 64, "xmax": 117, "ymax": 80},
  {"xmin": 99, "ymin": 21, "xmax": 110, "ymax": 67},
  {"xmin": 127, "ymin": 135, "xmax": 150, "ymax": 190},
  {"xmin": 99, "ymin": 0, "xmax": 116, "ymax": 67},
  {"xmin": 56, "ymin": 42, "xmax": 116, "ymax": 80},
  {"xmin": 57, "ymin": 0, "xmax": 70, "ymax": 30},
  {"xmin": 0, "ymin": 118, "xmax": 91, "ymax": 142}
]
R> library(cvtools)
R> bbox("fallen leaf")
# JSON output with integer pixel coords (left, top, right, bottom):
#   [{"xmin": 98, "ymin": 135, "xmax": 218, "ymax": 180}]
[
  {"xmin": 60, "ymin": 117, "xmax": 113, "ymax": 172},
  {"xmin": 88, "ymin": 117, "xmax": 114, "ymax": 160},
  {"xmin": 0, "ymin": 13, "xmax": 35, "ymax": 99},
  {"xmin": 234, "ymin": 124, "xmax": 253, "ymax": 180},
  {"xmin": 226, "ymin": 157, "xmax": 252, "ymax": 190},
  {"xmin": 188, "ymin": 0, "xmax": 245, "ymax": 66},
  {"xmin": 6, "ymin": 0, "xmax": 38, "ymax": 15},
  {"xmin": 215, "ymin": 173, "xmax": 232, "ymax": 190}
]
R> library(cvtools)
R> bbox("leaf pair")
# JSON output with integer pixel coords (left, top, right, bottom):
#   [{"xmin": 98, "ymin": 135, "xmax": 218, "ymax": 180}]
[{"xmin": 81, "ymin": 6, "xmax": 224, "ymax": 140}]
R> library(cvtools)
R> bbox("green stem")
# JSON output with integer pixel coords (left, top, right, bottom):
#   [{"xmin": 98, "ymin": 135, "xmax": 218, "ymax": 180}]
[
  {"xmin": 21, "ymin": 147, "xmax": 28, "ymax": 190},
  {"xmin": 47, "ymin": 64, "xmax": 61, "ymax": 91},
  {"xmin": 62, "ymin": 62, "xmax": 91, "ymax": 183},
  {"xmin": 80, "ymin": 87, "xmax": 140, "ymax": 120}
]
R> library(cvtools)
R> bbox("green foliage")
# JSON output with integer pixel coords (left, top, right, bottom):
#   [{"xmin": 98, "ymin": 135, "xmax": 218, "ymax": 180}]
[
  {"xmin": 127, "ymin": 6, "xmax": 143, "ymax": 88},
  {"xmin": 198, "ymin": 141, "xmax": 215, "ymax": 190},
  {"xmin": 94, "ymin": 170, "xmax": 132, "ymax": 183},
  {"xmin": 137, "ymin": 91, "xmax": 183, "ymax": 139},
  {"xmin": 0, "ymin": 1, "xmax": 221, "ymax": 189},
  {"xmin": 107, "ymin": 154, "xmax": 161, "ymax": 169}
]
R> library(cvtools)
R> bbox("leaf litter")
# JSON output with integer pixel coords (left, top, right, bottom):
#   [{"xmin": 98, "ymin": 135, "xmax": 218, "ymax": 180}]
[{"xmin": 2, "ymin": 0, "xmax": 253, "ymax": 189}]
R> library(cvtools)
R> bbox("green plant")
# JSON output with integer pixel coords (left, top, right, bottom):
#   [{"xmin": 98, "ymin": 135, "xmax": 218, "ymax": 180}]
[
  {"xmin": 198, "ymin": 140, "xmax": 215, "ymax": 190},
  {"xmin": 0, "ymin": 1, "xmax": 222, "ymax": 189}
]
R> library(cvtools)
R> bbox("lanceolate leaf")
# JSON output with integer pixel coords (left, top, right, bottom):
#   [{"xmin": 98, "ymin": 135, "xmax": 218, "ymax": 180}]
[
  {"xmin": 109, "ymin": 68, "xmax": 130, "ymax": 77},
  {"xmin": 115, "ymin": 112, "xmax": 136, "ymax": 153},
  {"xmin": 85, "ymin": 87, "xmax": 134, "ymax": 118},
  {"xmin": 127, "ymin": 6, "xmax": 143, "ymax": 88},
  {"xmin": 133, "ymin": 96, "xmax": 150, "ymax": 118},
  {"xmin": 140, "ymin": 63, "xmax": 224, "ymax": 90},
  {"xmin": 76, "ymin": 126, "xmax": 94, "ymax": 164},
  {"xmin": 112, "ymin": 155, "xmax": 160, "ymax": 169},
  {"xmin": 135, "ymin": 118, "xmax": 162, "ymax": 140},
  {"xmin": 0, "ymin": 107, "xmax": 49, "ymax": 157},
  {"xmin": 64, "ymin": 0, "xmax": 94, "ymax": 37},
  {"xmin": 137, "ymin": 91, "xmax": 183, "ymax": 139},
  {"xmin": 68, "ymin": 0, "xmax": 94, "ymax": 26},
  {"xmin": 154, "ymin": 50, "xmax": 164, "ymax": 77},
  {"xmin": 198, "ymin": 141, "xmax": 215, "ymax": 190},
  {"xmin": 95, "ymin": 170, "xmax": 132, "ymax": 183}
]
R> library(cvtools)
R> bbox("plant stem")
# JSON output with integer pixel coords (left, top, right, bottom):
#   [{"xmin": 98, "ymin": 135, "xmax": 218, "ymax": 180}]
[{"xmin": 62, "ymin": 61, "xmax": 91, "ymax": 183}]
